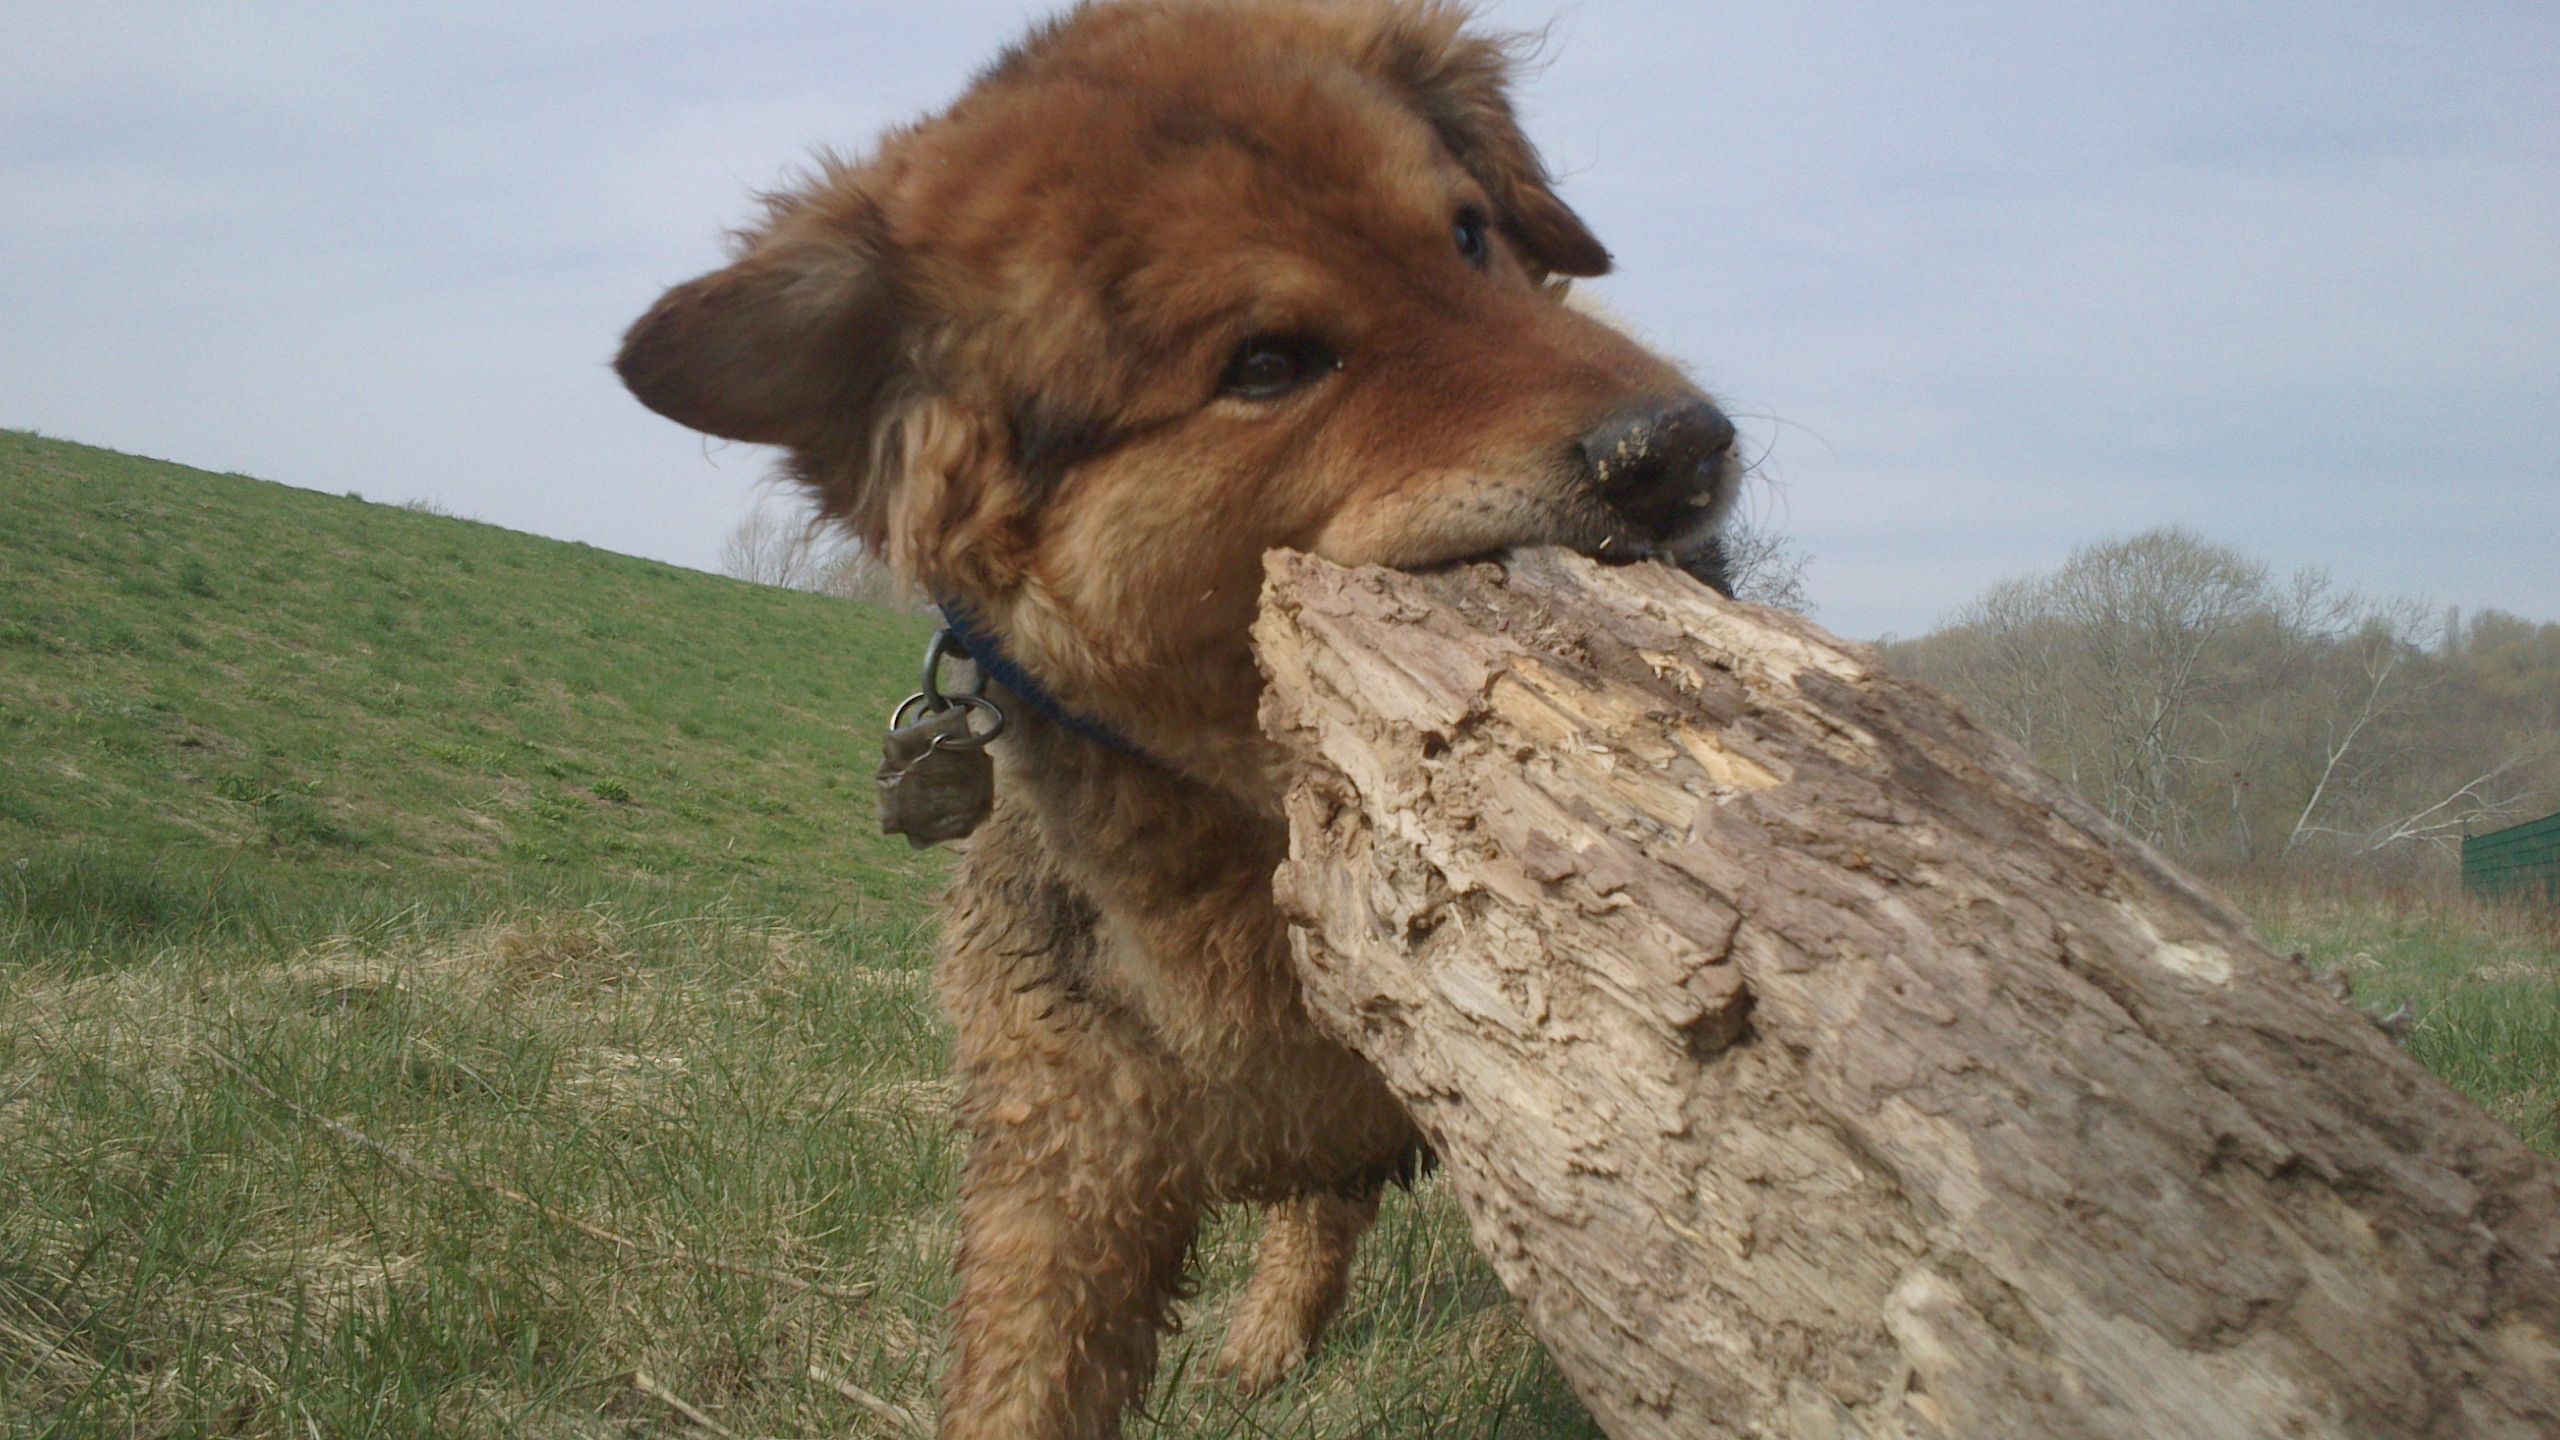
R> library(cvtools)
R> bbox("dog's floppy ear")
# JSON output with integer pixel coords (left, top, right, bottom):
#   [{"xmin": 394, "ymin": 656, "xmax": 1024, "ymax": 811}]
[
  {"xmin": 1366, "ymin": 9, "xmax": 1612, "ymax": 279},
  {"xmin": 616, "ymin": 199, "xmax": 907, "ymax": 452}
]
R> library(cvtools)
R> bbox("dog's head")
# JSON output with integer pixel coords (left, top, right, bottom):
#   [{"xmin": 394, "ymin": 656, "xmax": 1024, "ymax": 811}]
[{"xmin": 621, "ymin": 0, "xmax": 1735, "ymax": 771}]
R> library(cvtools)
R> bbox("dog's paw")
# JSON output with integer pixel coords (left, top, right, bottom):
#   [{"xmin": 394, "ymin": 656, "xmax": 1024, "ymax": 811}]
[{"xmin": 1214, "ymin": 1304, "xmax": 1315, "ymax": 1397}]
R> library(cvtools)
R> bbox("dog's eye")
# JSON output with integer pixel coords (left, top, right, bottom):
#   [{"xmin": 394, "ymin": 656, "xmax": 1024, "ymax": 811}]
[
  {"xmin": 1217, "ymin": 335, "xmax": 1339, "ymax": 401},
  {"xmin": 1453, "ymin": 207, "xmax": 1492, "ymax": 269}
]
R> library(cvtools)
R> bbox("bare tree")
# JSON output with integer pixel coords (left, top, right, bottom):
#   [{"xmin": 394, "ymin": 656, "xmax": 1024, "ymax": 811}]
[
  {"xmin": 1936, "ymin": 574, "xmax": 2081, "ymax": 776},
  {"xmin": 1909, "ymin": 529, "xmax": 2267, "ymax": 850},
  {"xmin": 2276, "ymin": 589, "xmax": 2438, "ymax": 853},
  {"xmin": 2326, "ymin": 747, "xmax": 2549, "ymax": 856},
  {"xmin": 1713, "ymin": 515, "xmax": 1814, "ymax": 613},
  {"xmin": 817, "ymin": 543, "xmax": 923, "ymax": 610},
  {"xmin": 2049, "ymin": 529, "xmax": 2266, "ymax": 848},
  {"xmin": 719, "ymin": 499, "xmax": 829, "ymax": 591},
  {"xmin": 720, "ymin": 497, "xmax": 923, "ymax": 610}
]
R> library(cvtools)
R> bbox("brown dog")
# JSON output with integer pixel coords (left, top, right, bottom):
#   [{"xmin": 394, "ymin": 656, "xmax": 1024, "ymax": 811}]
[{"xmin": 618, "ymin": 3, "xmax": 1735, "ymax": 1434}]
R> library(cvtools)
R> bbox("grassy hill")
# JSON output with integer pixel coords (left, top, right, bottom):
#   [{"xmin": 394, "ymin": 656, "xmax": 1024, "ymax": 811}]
[
  {"xmin": 0, "ymin": 433, "xmax": 1597, "ymax": 1439},
  {"xmin": 0, "ymin": 429, "xmax": 945, "ymax": 963}
]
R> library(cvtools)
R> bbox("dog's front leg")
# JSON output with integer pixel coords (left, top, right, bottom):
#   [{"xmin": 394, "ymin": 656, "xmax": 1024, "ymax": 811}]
[
  {"xmin": 1216, "ymin": 1189, "xmax": 1378, "ymax": 1394},
  {"xmin": 939, "ymin": 1014, "xmax": 1203, "ymax": 1440}
]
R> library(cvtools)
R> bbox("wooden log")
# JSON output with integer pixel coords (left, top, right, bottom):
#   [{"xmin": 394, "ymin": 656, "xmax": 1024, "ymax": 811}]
[{"xmin": 1252, "ymin": 548, "xmax": 2560, "ymax": 1440}]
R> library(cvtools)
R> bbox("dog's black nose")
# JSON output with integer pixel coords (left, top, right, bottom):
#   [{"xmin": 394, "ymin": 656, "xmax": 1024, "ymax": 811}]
[{"xmin": 1577, "ymin": 399, "xmax": 1736, "ymax": 536}]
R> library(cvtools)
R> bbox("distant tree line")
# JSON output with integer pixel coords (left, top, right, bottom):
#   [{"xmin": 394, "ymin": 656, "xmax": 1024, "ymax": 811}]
[{"xmin": 1889, "ymin": 527, "xmax": 2560, "ymax": 869}]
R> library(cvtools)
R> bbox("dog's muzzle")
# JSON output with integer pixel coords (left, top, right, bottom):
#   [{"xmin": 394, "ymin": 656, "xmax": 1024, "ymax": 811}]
[{"xmin": 1578, "ymin": 398, "xmax": 1737, "ymax": 544}]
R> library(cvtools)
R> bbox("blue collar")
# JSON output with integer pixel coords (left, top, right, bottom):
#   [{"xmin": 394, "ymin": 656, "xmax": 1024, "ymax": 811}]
[{"xmin": 935, "ymin": 598, "xmax": 1153, "ymax": 761}]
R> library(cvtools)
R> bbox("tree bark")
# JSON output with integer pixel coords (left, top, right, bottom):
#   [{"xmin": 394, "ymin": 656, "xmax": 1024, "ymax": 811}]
[{"xmin": 1252, "ymin": 548, "xmax": 2560, "ymax": 1440}]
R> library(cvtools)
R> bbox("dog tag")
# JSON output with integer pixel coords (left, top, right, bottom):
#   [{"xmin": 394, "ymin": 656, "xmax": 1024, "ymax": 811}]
[{"xmin": 878, "ymin": 702, "xmax": 996, "ymax": 848}]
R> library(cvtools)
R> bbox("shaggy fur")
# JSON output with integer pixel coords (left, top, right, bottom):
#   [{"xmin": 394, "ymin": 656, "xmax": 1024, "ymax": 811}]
[{"xmin": 618, "ymin": 4, "xmax": 1735, "ymax": 1435}]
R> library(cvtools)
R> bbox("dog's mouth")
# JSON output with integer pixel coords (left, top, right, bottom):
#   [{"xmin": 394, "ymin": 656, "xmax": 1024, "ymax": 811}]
[
  {"xmin": 1448, "ymin": 512, "xmax": 1733, "ymax": 598},
  {"xmin": 1527, "ymin": 522, "xmax": 1735, "ymax": 598},
  {"xmin": 1552, "ymin": 451, "xmax": 1740, "ymax": 592},
  {"xmin": 1436, "ymin": 484, "xmax": 1729, "ymax": 564},
  {"xmin": 1360, "ymin": 430, "xmax": 1740, "ymax": 590}
]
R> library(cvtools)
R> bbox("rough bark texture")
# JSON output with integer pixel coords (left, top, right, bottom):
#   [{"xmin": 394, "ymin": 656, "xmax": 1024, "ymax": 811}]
[{"xmin": 1253, "ymin": 548, "xmax": 2560, "ymax": 1440}]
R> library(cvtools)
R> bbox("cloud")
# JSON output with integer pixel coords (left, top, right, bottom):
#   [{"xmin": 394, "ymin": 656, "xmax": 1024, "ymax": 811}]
[{"xmin": 4, "ymin": 0, "xmax": 2553, "ymax": 638}]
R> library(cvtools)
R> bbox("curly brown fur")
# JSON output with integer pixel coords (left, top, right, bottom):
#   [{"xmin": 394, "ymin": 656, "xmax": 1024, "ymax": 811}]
[{"xmin": 618, "ymin": 4, "xmax": 1734, "ymax": 1435}]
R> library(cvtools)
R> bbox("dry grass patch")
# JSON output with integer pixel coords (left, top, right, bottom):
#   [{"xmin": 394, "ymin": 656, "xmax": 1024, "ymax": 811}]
[
  {"xmin": 0, "ymin": 908, "xmax": 956, "ymax": 1436},
  {"xmin": 2218, "ymin": 865, "xmax": 2560, "ymax": 1157},
  {"xmin": 0, "ymin": 906, "xmax": 1590, "ymax": 1438}
]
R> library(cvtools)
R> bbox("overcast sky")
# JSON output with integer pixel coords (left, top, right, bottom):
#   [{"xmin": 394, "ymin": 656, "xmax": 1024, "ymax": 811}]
[{"xmin": 5, "ymin": 0, "xmax": 2553, "ymax": 639}]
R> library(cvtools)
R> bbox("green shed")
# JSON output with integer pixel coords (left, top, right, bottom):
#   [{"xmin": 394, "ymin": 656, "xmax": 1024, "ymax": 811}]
[{"xmin": 2463, "ymin": 810, "xmax": 2560, "ymax": 905}]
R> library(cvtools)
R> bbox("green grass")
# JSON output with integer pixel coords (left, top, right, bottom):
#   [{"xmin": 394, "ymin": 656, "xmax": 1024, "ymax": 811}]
[
  {"xmin": 0, "ymin": 433, "xmax": 1592, "ymax": 1438},
  {"xmin": 2228, "ymin": 869, "xmax": 2560, "ymax": 1156},
  {"xmin": 0, "ymin": 911, "xmax": 1584, "ymax": 1438},
  {"xmin": 0, "ymin": 429, "xmax": 944, "ymax": 963}
]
